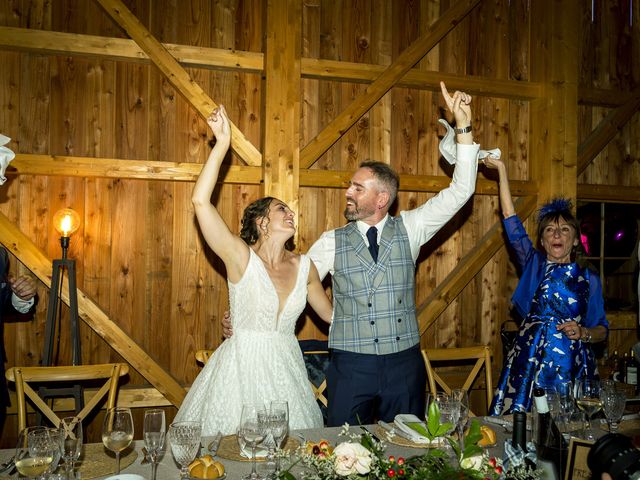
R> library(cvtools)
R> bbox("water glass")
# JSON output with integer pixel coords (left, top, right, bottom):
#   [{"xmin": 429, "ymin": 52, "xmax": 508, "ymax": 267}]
[
  {"xmin": 144, "ymin": 409, "xmax": 166, "ymax": 480},
  {"xmin": 237, "ymin": 403, "xmax": 267, "ymax": 480},
  {"xmin": 269, "ymin": 401, "xmax": 289, "ymax": 477},
  {"xmin": 60, "ymin": 416, "xmax": 82, "ymax": 480},
  {"xmin": 168, "ymin": 421, "xmax": 202, "ymax": 479},
  {"xmin": 102, "ymin": 407, "xmax": 134, "ymax": 474},
  {"xmin": 451, "ymin": 389, "xmax": 469, "ymax": 450},
  {"xmin": 601, "ymin": 389, "xmax": 626, "ymax": 432}
]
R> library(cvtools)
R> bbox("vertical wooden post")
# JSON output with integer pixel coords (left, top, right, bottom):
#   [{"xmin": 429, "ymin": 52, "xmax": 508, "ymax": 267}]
[
  {"xmin": 262, "ymin": 0, "xmax": 301, "ymax": 222},
  {"xmin": 530, "ymin": 0, "xmax": 579, "ymax": 204}
]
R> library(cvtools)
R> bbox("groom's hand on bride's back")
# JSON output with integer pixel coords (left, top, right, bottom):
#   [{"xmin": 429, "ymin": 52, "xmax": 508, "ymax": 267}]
[{"xmin": 222, "ymin": 310, "xmax": 233, "ymax": 338}]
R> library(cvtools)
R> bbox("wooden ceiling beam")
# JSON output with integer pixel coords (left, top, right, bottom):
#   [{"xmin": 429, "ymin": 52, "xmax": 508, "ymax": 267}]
[
  {"xmin": 8, "ymin": 154, "xmax": 537, "ymax": 195},
  {"xmin": 93, "ymin": 0, "xmax": 262, "ymax": 167},
  {"xmin": 417, "ymin": 196, "xmax": 538, "ymax": 335},
  {"xmin": 0, "ymin": 213, "xmax": 186, "ymax": 407},
  {"xmin": 577, "ymin": 87, "xmax": 640, "ymax": 175},
  {"xmin": 577, "ymin": 183, "xmax": 640, "ymax": 203},
  {"xmin": 3, "ymin": 27, "xmax": 634, "ymax": 108},
  {"xmin": 300, "ymin": 0, "xmax": 483, "ymax": 169}
]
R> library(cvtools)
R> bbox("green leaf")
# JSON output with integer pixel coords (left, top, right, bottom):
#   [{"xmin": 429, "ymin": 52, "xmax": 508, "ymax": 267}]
[
  {"xmin": 277, "ymin": 472, "xmax": 297, "ymax": 480},
  {"xmin": 426, "ymin": 401, "xmax": 441, "ymax": 439},
  {"xmin": 407, "ymin": 421, "xmax": 429, "ymax": 438}
]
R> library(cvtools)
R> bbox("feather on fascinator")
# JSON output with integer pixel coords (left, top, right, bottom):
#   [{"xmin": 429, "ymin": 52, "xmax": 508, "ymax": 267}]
[{"xmin": 537, "ymin": 197, "xmax": 573, "ymax": 223}]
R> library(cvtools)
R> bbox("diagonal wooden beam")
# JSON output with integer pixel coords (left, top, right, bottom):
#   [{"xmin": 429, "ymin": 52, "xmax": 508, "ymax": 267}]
[
  {"xmin": 577, "ymin": 87, "xmax": 640, "ymax": 175},
  {"xmin": 300, "ymin": 0, "xmax": 482, "ymax": 169},
  {"xmin": 418, "ymin": 195, "xmax": 537, "ymax": 335},
  {"xmin": 0, "ymin": 213, "xmax": 186, "ymax": 407},
  {"xmin": 94, "ymin": 0, "xmax": 262, "ymax": 167}
]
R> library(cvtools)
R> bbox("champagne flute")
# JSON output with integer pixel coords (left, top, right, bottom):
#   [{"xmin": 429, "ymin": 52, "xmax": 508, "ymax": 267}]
[
  {"xmin": 576, "ymin": 378, "xmax": 601, "ymax": 439},
  {"xmin": 451, "ymin": 389, "xmax": 469, "ymax": 451},
  {"xmin": 60, "ymin": 416, "xmax": 82, "ymax": 480},
  {"xmin": 601, "ymin": 389, "xmax": 626, "ymax": 432},
  {"xmin": 102, "ymin": 407, "xmax": 134, "ymax": 474},
  {"xmin": 15, "ymin": 427, "xmax": 54, "ymax": 480},
  {"xmin": 269, "ymin": 401, "xmax": 289, "ymax": 478},
  {"xmin": 144, "ymin": 409, "xmax": 166, "ymax": 480},
  {"xmin": 168, "ymin": 421, "xmax": 202, "ymax": 479},
  {"xmin": 237, "ymin": 403, "xmax": 267, "ymax": 480}
]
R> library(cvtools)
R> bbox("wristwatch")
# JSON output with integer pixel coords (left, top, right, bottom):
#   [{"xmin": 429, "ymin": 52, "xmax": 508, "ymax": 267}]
[
  {"xmin": 453, "ymin": 124, "xmax": 472, "ymax": 134},
  {"xmin": 581, "ymin": 327, "xmax": 592, "ymax": 343}
]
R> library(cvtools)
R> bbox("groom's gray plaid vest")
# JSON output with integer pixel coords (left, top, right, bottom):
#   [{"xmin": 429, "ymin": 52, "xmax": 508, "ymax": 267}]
[{"xmin": 329, "ymin": 217, "xmax": 420, "ymax": 355}]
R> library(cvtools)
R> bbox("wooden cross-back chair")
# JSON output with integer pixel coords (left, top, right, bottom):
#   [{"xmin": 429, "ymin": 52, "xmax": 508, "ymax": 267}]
[
  {"xmin": 5, "ymin": 363, "xmax": 129, "ymax": 432},
  {"xmin": 421, "ymin": 346, "xmax": 493, "ymax": 416}
]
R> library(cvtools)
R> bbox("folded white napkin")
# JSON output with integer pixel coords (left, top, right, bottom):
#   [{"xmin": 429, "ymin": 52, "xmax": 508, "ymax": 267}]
[
  {"xmin": 393, "ymin": 414, "xmax": 441, "ymax": 446},
  {"xmin": 0, "ymin": 133, "xmax": 15, "ymax": 185},
  {"xmin": 437, "ymin": 119, "xmax": 501, "ymax": 165},
  {"xmin": 239, "ymin": 438, "xmax": 270, "ymax": 459}
]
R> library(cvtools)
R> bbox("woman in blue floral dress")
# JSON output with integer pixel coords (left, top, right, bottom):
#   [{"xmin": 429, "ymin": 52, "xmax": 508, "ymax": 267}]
[{"xmin": 485, "ymin": 158, "xmax": 608, "ymax": 415}]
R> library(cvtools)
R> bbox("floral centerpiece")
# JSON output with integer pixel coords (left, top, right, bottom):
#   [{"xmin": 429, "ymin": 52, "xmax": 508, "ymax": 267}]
[{"xmin": 276, "ymin": 402, "xmax": 541, "ymax": 480}]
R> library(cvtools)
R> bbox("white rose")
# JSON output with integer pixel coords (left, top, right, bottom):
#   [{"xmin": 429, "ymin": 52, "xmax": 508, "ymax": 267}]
[
  {"xmin": 333, "ymin": 442, "xmax": 373, "ymax": 476},
  {"xmin": 460, "ymin": 454, "xmax": 484, "ymax": 470}
]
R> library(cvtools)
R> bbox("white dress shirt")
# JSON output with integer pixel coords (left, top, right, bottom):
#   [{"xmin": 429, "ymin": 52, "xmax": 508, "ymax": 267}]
[{"xmin": 308, "ymin": 143, "xmax": 480, "ymax": 280}]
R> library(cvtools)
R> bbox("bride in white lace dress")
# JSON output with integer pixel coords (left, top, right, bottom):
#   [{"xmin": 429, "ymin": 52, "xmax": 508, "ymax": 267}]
[{"xmin": 174, "ymin": 105, "xmax": 332, "ymax": 436}]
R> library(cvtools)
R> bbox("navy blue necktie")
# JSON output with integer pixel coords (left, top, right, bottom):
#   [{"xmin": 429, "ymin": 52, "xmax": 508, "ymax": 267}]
[{"xmin": 366, "ymin": 226, "xmax": 378, "ymax": 263}]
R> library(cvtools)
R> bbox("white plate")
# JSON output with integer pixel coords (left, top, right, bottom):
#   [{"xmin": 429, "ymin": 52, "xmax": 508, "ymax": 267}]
[{"xmin": 104, "ymin": 475, "xmax": 145, "ymax": 480}]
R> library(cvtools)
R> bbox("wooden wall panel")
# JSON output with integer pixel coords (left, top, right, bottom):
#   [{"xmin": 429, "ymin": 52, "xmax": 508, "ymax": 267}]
[{"xmin": 0, "ymin": 0, "xmax": 638, "ymax": 446}]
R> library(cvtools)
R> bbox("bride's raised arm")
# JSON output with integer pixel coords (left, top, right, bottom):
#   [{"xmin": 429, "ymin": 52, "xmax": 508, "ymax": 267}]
[{"xmin": 192, "ymin": 106, "xmax": 249, "ymax": 282}]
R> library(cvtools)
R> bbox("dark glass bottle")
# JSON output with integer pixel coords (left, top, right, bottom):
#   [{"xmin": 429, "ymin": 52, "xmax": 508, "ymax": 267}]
[{"xmin": 533, "ymin": 387, "xmax": 567, "ymax": 480}]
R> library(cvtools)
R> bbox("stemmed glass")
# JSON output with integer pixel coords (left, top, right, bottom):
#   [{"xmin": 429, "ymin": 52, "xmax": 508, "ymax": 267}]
[
  {"xmin": 601, "ymin": 389, "xmax": 626, "ymax": 432},
  {"xmin": 168, "ymin": 421, "xmax": 202, "ymax": 479},
  {"xmin": 451, "ymin": 389, "xmax": 469, "ymax": 452},
  {"xmin": 15, "ymin": 427, "xmax": 54, "ymax": 480},
  {"xmin": 60, "ymin": 416, "xmax": 82, "ymax": 480},
  {"xmin": 43, "ymin": 427, "xmax": 63, "ymax": 475},
  {"xmin": 268, "ymin": 401, "xmax": 289, "ymax": 478},
  {"xmin": 237, "ymin": 403, "xmax": 267, "ymax": 480},
  {"xmin": 102, "ymin": 407, "xmax": 134, "ymax": 474},
  {"xmin": 576, "ymin": 378, "xmax": 601, "ymax": 439},
  {"xmin": 144, "ymin": 409, "xmax": 166, "ymax": 480}
]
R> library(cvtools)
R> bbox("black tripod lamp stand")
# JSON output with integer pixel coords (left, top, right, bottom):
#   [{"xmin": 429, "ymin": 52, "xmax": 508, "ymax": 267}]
[{"xmin": 40, "ymin": 207, "xmax": 83, "ymax": 419}]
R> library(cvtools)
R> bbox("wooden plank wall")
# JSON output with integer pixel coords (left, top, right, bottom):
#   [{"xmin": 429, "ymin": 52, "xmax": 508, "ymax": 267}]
[{"xmin": 0, "ymin": 0, "xmax": 638, "ymax": 445}]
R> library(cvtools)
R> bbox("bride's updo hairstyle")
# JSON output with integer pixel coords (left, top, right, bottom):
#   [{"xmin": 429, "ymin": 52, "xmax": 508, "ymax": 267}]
[{"xmin": 240, "ymin": 197, "xmax": 275, "ymax": 245}]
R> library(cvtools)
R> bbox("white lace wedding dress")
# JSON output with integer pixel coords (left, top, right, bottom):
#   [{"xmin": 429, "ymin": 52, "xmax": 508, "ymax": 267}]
[{"xmin": 174, "ymin": 249, "xmax": 324, "ymax": 435}]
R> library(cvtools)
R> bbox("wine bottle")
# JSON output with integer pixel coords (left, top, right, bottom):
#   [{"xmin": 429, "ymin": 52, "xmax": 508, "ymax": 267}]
[
  {"xmin": 622, "ymin": 352, "xmax": 630, "ymax": 383},
  {"xmin": 626, "ymin": 348, "xmax": 638, "ymax": 387},
  {"xmin": 512, "ymin": 411, "xmax": 527, "ymax": 451},
  {"xmin": 533, "ymin": 387, "xmax": 567, "ymax": 480},
  {"xmin": 609, "ymin": 350, "xmax": 620, "ymax": 381}
]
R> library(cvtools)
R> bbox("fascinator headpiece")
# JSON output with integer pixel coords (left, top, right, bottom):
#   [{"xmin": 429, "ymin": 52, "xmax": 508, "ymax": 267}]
[{"xmin": 537, "ymin": 197, "xmax": 573, "ymax": 223}]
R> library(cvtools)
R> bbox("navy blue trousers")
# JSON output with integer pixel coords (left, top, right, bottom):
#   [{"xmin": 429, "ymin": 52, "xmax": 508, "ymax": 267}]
[{"xmin": 326, "ymin": 344, "xmax": 426, "ymax": 426}]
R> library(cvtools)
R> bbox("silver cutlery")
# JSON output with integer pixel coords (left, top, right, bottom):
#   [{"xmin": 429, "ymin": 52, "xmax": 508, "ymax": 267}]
[{"xmin": 208, "ymin": 431, "xmax": 223, "ymax": 455}]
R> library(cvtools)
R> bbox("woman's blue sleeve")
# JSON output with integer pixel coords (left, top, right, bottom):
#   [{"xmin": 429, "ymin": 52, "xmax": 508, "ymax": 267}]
[
  {"xmin": 585, "ymin": 271, "xmax": 608, "ymax": 332},
  {"xmin": 503, "ymin": 215, "xmax": 536, "ymax": 271}
]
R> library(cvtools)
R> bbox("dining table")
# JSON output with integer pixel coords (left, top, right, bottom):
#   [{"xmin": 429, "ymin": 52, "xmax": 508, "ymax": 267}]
[{"xmin": 0, "ymin": 415, "xmax": 627, "ymax": 480}]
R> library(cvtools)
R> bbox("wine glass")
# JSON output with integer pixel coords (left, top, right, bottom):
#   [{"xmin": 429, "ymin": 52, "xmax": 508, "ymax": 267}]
[
  {"xmin": 43, "ymin": 427, "xmax": 63, "ymax": 475},
  {"xmin": 102, "ymin": 407, "xmax": 134, "ymax": 474},
  {"xmin": 60, "ymin": 416, "xmax": 82, "ymax": 480},
  {"xmin": 601, "ymin": 389, "xmax": 626, "ymax": 432},
  {"xmin": 168, "ymin": 421, "xmax": 202, "ymax": 479},
  {"xmin": 144, "ymin": 409, "xmax": 166, "ymax": 480},
  {"xmin": 451, "ymin": 389, "xmax": 469, "ymax": 451},
  {"xmin": 237, "ymin": 403, "xmax": 267, "ymax": 480},
  {"xmin": 269, "ymin": 401, "xmax": 289, "ymax": 478},
  {"xmin": 576, "ymin": 378, "xmax": 601, "ymax": 439},
  {"xmin": 15, "ymin": 427, "xmax": 54, "ymax": 480},
  {"xmin": 435, "ymin": 394, "xmax": 460, "ymax": 436}
]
